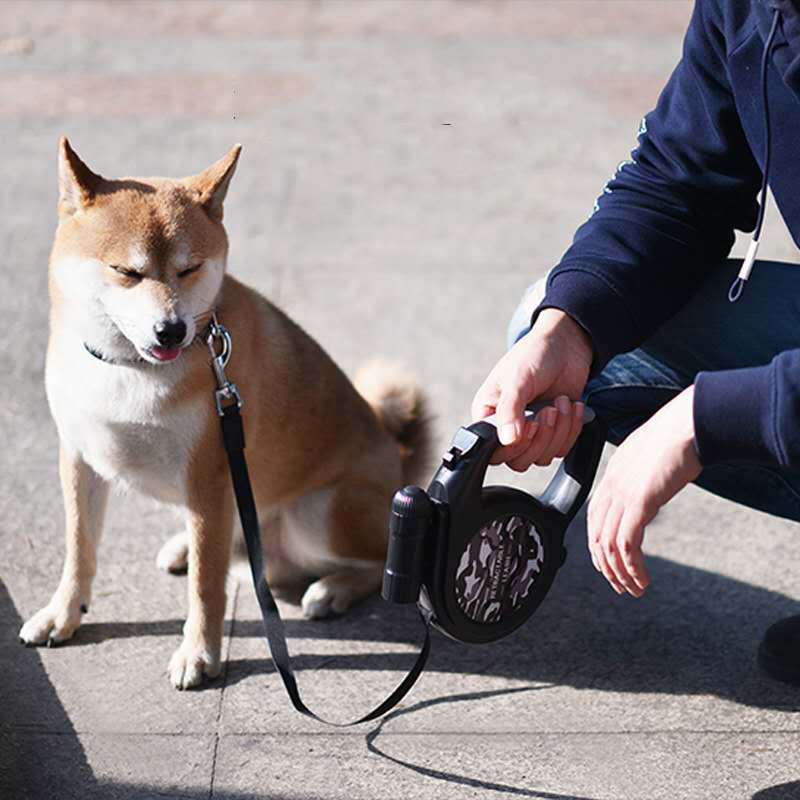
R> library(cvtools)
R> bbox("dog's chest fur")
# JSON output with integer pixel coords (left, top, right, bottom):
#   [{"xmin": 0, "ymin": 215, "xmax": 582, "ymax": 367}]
[{"xmin": 47, "ymin": 340, "xmax": 205, "ymax": 505}]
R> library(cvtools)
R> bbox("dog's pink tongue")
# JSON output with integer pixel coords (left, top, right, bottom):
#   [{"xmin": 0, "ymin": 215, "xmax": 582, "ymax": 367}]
[{"xmin": 151, "ymin": 346, "xmax": 182, "ymax": 362}]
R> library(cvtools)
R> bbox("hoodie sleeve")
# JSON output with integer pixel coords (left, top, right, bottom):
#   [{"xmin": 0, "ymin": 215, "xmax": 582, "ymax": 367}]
[
  {"xmin": 536, "ymin": 0, "xmax": 761, "ymax": 368},
  {"xmin": 694, "ymin": 351, "xmax": 800, "ymax": 469},
  {"xmin": 534, "ymin": 2, "xmax": 800, "ymax": 469}
]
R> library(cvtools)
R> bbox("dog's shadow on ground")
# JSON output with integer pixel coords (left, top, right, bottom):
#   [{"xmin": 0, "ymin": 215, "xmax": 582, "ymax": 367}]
[{"xmin": 73, "ymin": 515, "xmax": 800, "ymax": 713}]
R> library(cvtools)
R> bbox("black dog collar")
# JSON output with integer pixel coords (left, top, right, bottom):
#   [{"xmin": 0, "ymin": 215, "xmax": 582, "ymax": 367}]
[
  {"xmin": 83, "ymin": 320, "xmax": 215, "ymax": 366},
  {"xmin": 83, "ymin": 342, "xmax": 144, "ymax": 365}
]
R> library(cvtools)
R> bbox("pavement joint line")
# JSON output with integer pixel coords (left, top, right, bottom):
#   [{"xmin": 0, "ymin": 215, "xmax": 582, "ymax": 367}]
[
  {"xmin": 4, "ymin": 730, "xmax": 212, "ymax": 737},
  {"xmin": 207, "ymin": 581, "xmax": 240, "ymax": 800},
  {"xmin": 196, "ymin": 729, "xmax": 800, "ymax": 737},
  {"xmin": 13, "ymin": 727, "xmax": 800, "ymax": 737}
]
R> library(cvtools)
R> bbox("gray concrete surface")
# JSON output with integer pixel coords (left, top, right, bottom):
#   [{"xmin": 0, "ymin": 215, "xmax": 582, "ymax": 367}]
[{"xmin": 2, "ymin": 1, "xmax": 800, "ymax": 798}]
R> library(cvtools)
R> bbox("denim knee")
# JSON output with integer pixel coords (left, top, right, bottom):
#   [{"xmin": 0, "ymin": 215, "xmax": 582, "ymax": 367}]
[
  {"xmin": 582, "ymin": 350, "xmax": 687, "ymax": 445},
  {"xmin": 506, "ymin": 276, "xmax": 549, "ymax": 350}
]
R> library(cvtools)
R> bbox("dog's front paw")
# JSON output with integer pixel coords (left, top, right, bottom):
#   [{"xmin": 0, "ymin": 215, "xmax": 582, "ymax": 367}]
[
  {"xmin": 156, "ymin": 531, "xmax": 189, "ymax": 574},
  {"xmin": 19, "ymin": 597, "xmax": 83, "ymax": 646},
  {"xmin": 169, "ymin": 638, "xmax": 221, "ymax": 690},
  {"xmin": 301, "ymin": 577, "xmax": 349, "ymax": 619},
  {"xmin": 301, "ymin": 570, "xmax": 381, "ymax": 619}
]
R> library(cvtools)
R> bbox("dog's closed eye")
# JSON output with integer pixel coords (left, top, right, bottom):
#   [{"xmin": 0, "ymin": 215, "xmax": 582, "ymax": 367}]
[
  {"xmin": 178, "ymin": 263, "xmax": 203, "ymax": 279},
  {"xmin": 108, "ymin": 264, "xmax": 142, "ymax": 281}
]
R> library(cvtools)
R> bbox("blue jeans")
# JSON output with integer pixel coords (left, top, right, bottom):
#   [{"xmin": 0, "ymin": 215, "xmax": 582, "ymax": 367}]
[{"xmin": 508, "ymin": 259, "xmax": 800, "ymax": 522}]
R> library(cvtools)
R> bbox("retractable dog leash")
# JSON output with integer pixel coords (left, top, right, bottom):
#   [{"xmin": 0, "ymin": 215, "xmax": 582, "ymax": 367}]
[
  {"xmin": 382, "ymin": 404, "xmax": 606, "ymax": 644},
  {"xmin": 207, "ymin": 316, "xmax": 605, "ymax": 724}
]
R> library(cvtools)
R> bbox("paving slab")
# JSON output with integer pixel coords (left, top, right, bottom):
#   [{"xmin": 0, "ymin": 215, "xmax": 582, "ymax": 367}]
[
  {"xmin": 211, "ymin": 731, "xmax": 800, "ymax": 800},
  {"xmin": 2, "ymin": 732, "xmax": 216, "ymax": 800}
]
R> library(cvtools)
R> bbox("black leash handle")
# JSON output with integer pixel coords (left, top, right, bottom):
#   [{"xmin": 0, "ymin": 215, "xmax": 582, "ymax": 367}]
[{"xmin": 220, "ymin": 403, "xmax": 431, "ymax": 725}]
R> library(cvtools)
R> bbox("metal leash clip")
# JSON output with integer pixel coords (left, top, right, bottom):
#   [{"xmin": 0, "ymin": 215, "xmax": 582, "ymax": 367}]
[{"xmin": 206, "ymin": 313, "xmax": 242, "ymax": 416}]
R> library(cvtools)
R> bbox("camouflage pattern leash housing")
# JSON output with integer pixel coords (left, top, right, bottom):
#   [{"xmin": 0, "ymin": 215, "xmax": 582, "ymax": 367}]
[{"xmin": 383, "ymin": 403, "xmax": 606, "ymax": 644}]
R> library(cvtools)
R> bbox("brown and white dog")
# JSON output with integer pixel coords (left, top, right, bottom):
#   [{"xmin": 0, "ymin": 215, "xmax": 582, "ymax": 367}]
[{"xmin": 19, "ymin": 139, "xmax": 430, "ymax": 689}]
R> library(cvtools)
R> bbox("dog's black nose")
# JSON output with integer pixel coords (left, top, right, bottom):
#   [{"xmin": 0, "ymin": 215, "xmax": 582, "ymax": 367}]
[{"xmin": 154, "ymin": 320, "xmax": 187, "ymax": 348}]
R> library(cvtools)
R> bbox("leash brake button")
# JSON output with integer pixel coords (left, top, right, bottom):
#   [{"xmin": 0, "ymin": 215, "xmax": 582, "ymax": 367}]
[{"xmin": 441, "ymin": 427, "xmax": 480, "ymax": 469}]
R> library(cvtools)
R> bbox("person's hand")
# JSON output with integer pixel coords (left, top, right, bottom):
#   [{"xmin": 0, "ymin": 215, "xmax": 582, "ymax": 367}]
[
  {"xmin": 471, "ymin": 308, "xmax": 593, "ymax": 470},
  {"xmin": 587, "ymin": 385, "xmax": 702, "ymax": 597}
]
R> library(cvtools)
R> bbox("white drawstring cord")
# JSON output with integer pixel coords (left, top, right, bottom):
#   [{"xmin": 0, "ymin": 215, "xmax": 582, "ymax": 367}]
[
  {"xmin": 728, "ymin": 239, "xmax": 760, "ymax": 302},
  {"xmin": 728, "ymin": 8, "xmax": 780, "ymax": 303}
]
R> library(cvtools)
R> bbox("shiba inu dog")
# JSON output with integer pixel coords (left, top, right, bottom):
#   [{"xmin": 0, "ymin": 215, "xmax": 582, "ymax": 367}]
[{"xmin": 19, "ymin": 139, "xmax": 430, "ymax": 689}]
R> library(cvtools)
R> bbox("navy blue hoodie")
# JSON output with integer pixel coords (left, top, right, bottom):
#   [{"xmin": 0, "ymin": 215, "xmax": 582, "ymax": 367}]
[{"xmin": 539, "ymin": 0, "xmax": 800, "ymax": 469}]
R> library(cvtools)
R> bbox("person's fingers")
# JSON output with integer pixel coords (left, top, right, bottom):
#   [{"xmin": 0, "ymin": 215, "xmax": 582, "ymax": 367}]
[
  {"xmin": 617, "ymin": 508, "xmax": 651, "ymax": 593},
  {"xmin": 600, "ymin": 502, "xmax": 642, "ymax": 596},
  {"xmin": 596, "ymin": 501, "xmax": 626, "ymax": 594},
  {"xmin": 471, "ymin": 380, "xmax": 500, "ymax": 422},
  {"xmin": 505, "ymin": 408, "xmax": 555, "ymax": 473},
  {"xmin": 490, "ymin": 419, "xmax": 538, "ymax": 465},
  {"xmin": 475, "ymin": 404, "xmax": 497, "ymax": 422},
  {"xmin": 505, "ymin": 422, "xmax": 544, "ymax": 471},
  {"xmin": 534, "ymin": 395, "xmax": 573, "ymax": 464},
  {"xmin": 555, "ymin": 401, "xmax": 585, "ymax": 458},
  {"xmin": 523, "ymin": 406, "xmax": 556, "ymax": 464},
  {"xmin": 533, "ymin": 401, "xmax": 571, "ymax": 466},
  {"xmin": 587, "ymin": 489, "xmax": 609, "ymax": 574},
  {"xmin": 590, "ymin": 484, "xmax": 626, "ymax": 594},
  {"xmin": 508, "ymin": 398, "xmax": 586, "ymax": 470},
  {"xmin": 495, "ymin": 379, "xmax": 528, "ymax": 446}
]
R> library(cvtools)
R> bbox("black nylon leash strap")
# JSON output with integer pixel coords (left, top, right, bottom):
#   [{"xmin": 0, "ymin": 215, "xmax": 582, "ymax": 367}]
[{"xmin": 219, "ymin": 403, "xmax": 431, "ymax": 726}]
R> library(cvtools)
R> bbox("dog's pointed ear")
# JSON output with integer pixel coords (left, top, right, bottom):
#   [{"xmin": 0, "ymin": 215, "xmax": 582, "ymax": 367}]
[
  {"xmin": 189, "ymin": 144, "xmax": 241, "ymax": 221},
  {"xmin": 58, "ymin": 137, "xmax": 102, "ymax": 215}
]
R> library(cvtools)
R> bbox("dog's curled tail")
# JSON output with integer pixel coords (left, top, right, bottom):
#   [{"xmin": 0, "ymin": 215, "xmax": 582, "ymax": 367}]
[{"xmin": 355, "ymin": 360, "xmax": 433, "ymax": 486}]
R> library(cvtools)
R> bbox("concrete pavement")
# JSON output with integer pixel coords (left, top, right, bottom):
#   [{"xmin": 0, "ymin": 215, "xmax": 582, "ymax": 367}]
[{"xmin": 2, "ymin": 2, "xmax": 800, "ymax": 798}]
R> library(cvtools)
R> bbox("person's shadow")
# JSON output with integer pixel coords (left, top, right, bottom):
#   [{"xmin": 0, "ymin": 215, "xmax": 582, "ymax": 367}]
[{"xmin": 752, "ymin": 783, "xmax": 800, "ymax": 799}]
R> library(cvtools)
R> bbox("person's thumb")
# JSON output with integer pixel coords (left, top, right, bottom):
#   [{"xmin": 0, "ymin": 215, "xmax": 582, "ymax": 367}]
[{"xmin": 495, "ymin": 383, "xmax": 527, "ymax": 446}]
